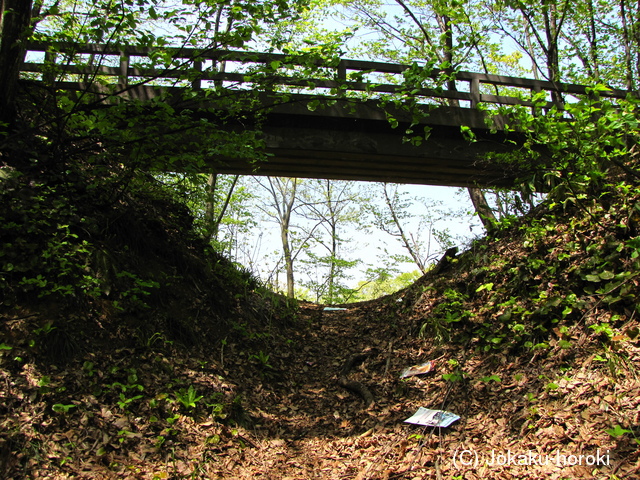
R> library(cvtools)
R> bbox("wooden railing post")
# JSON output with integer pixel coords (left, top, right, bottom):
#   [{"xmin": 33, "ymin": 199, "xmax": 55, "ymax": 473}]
[
  {"xmin": 336, "ymin": 59, "xmax": 347, "ymax": 97},
  {"xmin": 43, "ymin": 49, "xmax": 57, "ymax": 85},
  {"xmin": 192, "ymin": 60, "xmax": 202, "ymax": 90},
  {"xmin": 532, "ymin": 85, "xmax": 542, "ymax": 116},
  {"xmin": 470, "ymin": 75, "xmax": 480, "ymax": 108},
  {"xmin": 119, "ymin": 51, "xmax": 129, "ymax": 86},
  {"xmin": 337, "ymin": 59, "xmax": 347, "ymax": 81}
]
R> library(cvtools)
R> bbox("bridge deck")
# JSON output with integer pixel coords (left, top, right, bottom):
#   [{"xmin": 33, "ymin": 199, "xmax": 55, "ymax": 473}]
[
  {"xmin": 19, "ymin": 42, "xmax": 630, "ymax": 188},
  {"xmin": 214, "ymin": 97, "xmax": 521, "ymax": 187}
]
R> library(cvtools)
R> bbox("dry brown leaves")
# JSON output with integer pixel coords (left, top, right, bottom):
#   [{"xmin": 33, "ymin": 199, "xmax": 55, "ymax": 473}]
[{"xmin": 2, "ymin": 297, "xmax": 640, "ymax": 479}]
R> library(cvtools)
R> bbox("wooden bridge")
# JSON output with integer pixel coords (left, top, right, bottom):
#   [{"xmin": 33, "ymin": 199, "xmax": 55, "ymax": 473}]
[{"xmin": 20, "ymin": 42, "xmax": 629, "ymax": 188}]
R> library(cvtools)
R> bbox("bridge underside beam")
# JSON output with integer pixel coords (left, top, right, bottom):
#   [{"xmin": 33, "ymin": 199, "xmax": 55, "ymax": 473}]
[
  {"xmin": 35, "ymin": 82, "xmax": 529, "ymax": 188},
  {"xmin": 211, "ymin": 113, "xmax": 525, "ymax": 188}
]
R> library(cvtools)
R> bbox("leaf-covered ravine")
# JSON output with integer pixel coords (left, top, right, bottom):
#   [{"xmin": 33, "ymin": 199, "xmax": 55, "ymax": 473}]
[{"xmin": 1, "ymin": 156, "xmax": 639, "ymax": 479}]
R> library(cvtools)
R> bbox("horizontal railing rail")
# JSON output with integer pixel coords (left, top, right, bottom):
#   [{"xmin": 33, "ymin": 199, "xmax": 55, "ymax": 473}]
[{"xmin": 22, "ymin": 42, "xmax": 630, "ymax": 111}]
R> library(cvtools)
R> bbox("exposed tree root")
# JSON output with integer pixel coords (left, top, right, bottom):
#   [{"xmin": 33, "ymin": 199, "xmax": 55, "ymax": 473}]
[{"xmin": 337, "ymin": 352, "xmax": 375, "ymax": 407}]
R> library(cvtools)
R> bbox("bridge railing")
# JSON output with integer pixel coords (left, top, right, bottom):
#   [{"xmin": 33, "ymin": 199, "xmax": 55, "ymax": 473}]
[{"xmin": 22, "ymin": 42, "xmax": 629, "ymax": 110}]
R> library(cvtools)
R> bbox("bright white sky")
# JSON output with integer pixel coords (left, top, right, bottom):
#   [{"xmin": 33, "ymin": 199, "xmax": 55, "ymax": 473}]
[{"xmin": 237, "ymin": 181, "xmax": 482, "ymax": 293}]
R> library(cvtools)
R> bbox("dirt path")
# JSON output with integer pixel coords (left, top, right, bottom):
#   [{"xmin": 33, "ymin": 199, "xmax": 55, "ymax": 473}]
[
  {"xmin": 215, "ymin": 302, "xmax": 640, "ymax": 480},
  {"xmin": 3, "ymin": 298, "xmax": 638, "ymax": 479},
  {"xmin": 222, "ymin": 302, "xmax": 426, "ymax": 479},
  {"xmin": 218, "ymin": 302, "xmax": 468, "ymax": 479}
]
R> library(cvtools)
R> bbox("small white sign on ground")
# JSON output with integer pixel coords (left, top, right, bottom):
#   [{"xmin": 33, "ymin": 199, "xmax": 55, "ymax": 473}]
[{"xmin": 404, "ymin": 407, "xmax": 460, "ymax": 428}]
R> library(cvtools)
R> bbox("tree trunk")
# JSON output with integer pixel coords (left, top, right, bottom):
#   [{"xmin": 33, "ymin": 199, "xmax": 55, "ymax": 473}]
[
  {"xmin": 382, "ymin": 184, "xmax": 427, "ymax": 273},
  {"xmin": 328, "ymin": 220, "xmax": 337, "ymax": 303},
  {"xmin": 542, "ymin": 5, "xmax": 562, "ymax": 105},
  {"xmin": 281, "ymin": 220, "xmax": 295, "ymax": 298},
  {"xmin": 204, "ymin": 173, "xmax": 239, "ymax": 243},
  {"xmin": 468, "ymin": 187, "xmax": 497, "ymax": 231},
  {"xmin": 0, "ymin": 0, "xmax": 33, "ymax": 127},
  {"xmin": 279, "ymin": 179, "xmax": 297, "ymax": 298},
  {"xmin": 258, "ymin": 177, "xmax": 299, "ymax": 298},
  {"xmin": 204, "ymin": 173, "xmax": 218, "ymax": 241},
  {"xmin": 620, "ymin": 0, "xmax": 636, "ymax": 90},
  {"xmin": 435, "ymin": 11, "xmax": 498, "ymax": 237}
]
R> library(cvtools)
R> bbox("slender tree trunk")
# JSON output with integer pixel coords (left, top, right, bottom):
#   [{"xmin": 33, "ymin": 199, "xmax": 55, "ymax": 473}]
[
  {"xmin": 635, "ymin": 0, "xmax": 640, "ymax": 85},
  {"xmin": 0, "ymin": 0, "xmax": 33, "ymax": 127},
  {"xmin": 620, "ymin": 0, "xmax": 636, "ymax": 90},
  {"xmin": 543, "ymin": 5, "xmax": 563, "ymax": 105},
  {"xmin": 436, "ymin": 10, "xmax": 497, "ymax": 234},
  {"xmin": 259, "ymin": 177, "xmax": 299, "ymax": 298},
  {"xmin": 383, "ymin": 185, "xmax": 427, "ymax": 273},
  {"xmin": 204, "ymin": 173, "xmax": 218, "ymax": 241},
  {"xmin": 468, "ymin": 186, "xmax": 497, "ymax": 231},
  {"xmin": 326, "ymin": 181, "xmax": 339, "ymax": 303},
  {"xmin": 280, "ymin": 185, "xmax": 296, "ymax": 298},
  {"xmin": 524, "ymin": 24, "xmax": 542, "ymax": 80},
  {"xmin": 281, "ymin": 219, "xmax": 295, "ymax": 298},
  {"xmin": 204, "ymin": 173, "xmax": 239, "ymax": 243},
  {"xmin": 275, "ymin": 178, "xmax": 297, "ymax": 298},
  {"xmin": 586, "ymin": 0, "xmax": 600, "ymax": 81}
]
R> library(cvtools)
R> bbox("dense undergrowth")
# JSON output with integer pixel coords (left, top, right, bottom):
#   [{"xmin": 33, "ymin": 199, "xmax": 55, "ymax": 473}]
[
  {"xmin": 405, "ymin": 184, "xmax": 640, "ymax": 355},
  {"xmin": 0, "ymin": 147, "xmax": 298, "ymax": 477},
  {"xmin": 0, "ymin": 151, "xmax": 280, "ymax": 348}
]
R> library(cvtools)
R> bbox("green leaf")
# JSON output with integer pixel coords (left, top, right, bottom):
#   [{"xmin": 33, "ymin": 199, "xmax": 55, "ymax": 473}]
[
  {"xmin": 605, "ymin": 425, "xmax": 631, "ymax": 438},
  {"xmin": 442, "ymin": 372, "xmax": 463, "ymax": 382},
  {"xmin": 476, "ymin": 282, "xmax": 494, "ymax": 292},
  {"xmin": 460, "ymin": 125, "xmax": 476, "ymax": 141},
  {"xmin": 587, "ymin": 84, "xmax": 613, "ymax": 94},
  {"xmin": 599, "ymin": 271, "xmax": 615, "ymax": 280},
  {"xmin": 558, "ymin": 339, "xmax": 572, "ymax": 349},
  {"xmin": 52, "ymin": 404, "xmax": 76, "ymax": 413}
]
